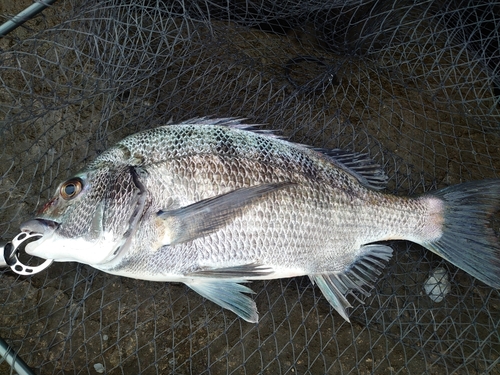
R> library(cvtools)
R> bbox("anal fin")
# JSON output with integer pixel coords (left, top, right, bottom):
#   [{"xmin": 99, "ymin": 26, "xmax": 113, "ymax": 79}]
[{"xmin": 310, "ymin": 244, "xmax": 393, "ymax": 322}]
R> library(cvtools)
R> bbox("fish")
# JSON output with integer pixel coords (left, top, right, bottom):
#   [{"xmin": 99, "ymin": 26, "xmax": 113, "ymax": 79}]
[{"xmin": 20, "ymin": 117, "xmax": 500, "ymax": 322}]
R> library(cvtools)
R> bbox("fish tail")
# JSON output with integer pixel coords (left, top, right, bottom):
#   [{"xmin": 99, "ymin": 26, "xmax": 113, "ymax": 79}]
[{"xmin": 420, "ymin": 179, "xmax": 500, "ymax": 288}]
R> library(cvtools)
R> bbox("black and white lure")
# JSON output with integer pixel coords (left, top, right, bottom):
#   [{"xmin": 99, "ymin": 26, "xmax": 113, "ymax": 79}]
[{"xmin": 1, "ymin": 232, "xmax": 53, "ymax": 275}]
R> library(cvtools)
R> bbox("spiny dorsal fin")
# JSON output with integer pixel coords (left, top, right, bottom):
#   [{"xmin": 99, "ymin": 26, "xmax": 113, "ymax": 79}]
[
  {"xmin": 178, "ymin": 117, "xmax": 285, "ymax": 139},
  {"xmin": 178, "ymin": 118, "xmax": 388, "ymax": 190}
]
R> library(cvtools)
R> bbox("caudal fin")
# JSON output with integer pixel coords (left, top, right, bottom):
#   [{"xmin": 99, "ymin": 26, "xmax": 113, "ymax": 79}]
[{"xmin": 422, "ymin": 179, "xmax": 500, "ymax": 288}]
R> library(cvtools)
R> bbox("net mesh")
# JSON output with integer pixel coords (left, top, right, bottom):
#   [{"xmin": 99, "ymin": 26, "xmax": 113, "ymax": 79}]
[{"xmin": 0, "ymin": 0, "xmax": 499, "ymax": 374}]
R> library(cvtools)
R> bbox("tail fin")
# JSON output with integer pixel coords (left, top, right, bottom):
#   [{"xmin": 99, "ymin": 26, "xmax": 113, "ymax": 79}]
[{"xmin": 421, "ymin": 179, "xmax": 500, "ymax": 288}]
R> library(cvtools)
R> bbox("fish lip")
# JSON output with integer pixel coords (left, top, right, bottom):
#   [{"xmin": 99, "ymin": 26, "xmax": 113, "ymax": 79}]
[{"xmin": 20, "ymin": 218, "xmax": 60, "ymax": 235}]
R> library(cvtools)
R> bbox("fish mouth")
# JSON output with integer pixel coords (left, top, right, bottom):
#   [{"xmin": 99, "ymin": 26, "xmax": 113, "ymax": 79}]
[
  {"xmin": 21, "ymin": 218, "xmax": 60, "ymax": 235},
  {"xmin": 20, "ymin": 219, "xmax": 60, "ymax": 254}
]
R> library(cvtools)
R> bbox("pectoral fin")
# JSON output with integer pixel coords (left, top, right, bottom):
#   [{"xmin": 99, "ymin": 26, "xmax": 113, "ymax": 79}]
[
  {"xmin": 158, "ymin": 182, "xmax": 293, "ymax": 245},
  {"xmin": 187, "ymin": 279, "xmax": 259, "ymax": 323}
]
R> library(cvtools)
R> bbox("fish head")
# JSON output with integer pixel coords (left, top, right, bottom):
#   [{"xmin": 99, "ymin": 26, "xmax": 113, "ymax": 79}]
[{"xmin": 20, "ymin": 164, "xmax": 146, "ymax": 265}]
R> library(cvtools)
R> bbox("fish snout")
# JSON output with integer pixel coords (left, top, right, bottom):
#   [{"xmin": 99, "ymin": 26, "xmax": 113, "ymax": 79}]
[{"xmin": 20, "ymin": 219, "xmax": 59, "ymax": 235}]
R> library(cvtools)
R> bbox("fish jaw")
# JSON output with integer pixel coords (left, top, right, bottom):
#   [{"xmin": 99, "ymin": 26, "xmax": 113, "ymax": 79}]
[{"xmin": 21, "ymin": 218, "xmax": 118, "ymax": 265}]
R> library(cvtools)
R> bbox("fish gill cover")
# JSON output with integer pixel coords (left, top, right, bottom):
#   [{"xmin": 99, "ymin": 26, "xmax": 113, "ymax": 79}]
[{"xmin": 0, "ymin": 0, "xmax": 499, "ymax": 374}]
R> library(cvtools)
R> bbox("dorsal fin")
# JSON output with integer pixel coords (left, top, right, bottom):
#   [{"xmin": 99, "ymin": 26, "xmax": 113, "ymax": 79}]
[
  {"xmin": 179, "ymin": 117, "xmax": 285, "ymax": 139},
  {"xmin": 178, "ymin": 118, "xmax": 388, "ymax": 190},
  {"xmin": 317, "ymin": 148, "xmax": 388, "ymax": 190}
]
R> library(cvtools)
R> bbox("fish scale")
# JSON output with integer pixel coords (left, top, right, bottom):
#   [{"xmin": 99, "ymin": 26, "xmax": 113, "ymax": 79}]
[{"xmin": 17, "ymin": 117, "xmax": 500, "ymax": 323}]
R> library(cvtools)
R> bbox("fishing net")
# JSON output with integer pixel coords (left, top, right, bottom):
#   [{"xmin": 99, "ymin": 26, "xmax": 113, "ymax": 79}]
[{"xmin": 1, "ymin": 0, "xmax": 499, "ymax": 373}]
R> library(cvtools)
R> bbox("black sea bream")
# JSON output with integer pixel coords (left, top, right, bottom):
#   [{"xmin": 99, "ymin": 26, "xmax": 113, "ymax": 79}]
[{"xmin": 21, "ymin": 118, "xmax": 500, "ymax": 322}]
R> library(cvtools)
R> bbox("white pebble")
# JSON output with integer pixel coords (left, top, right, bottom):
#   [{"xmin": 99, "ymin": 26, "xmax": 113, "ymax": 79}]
[
  {"xmin": 424, "ymin": 267, "xmax": 450, "ymax": 302},
  {"xmin": 94, "ymin": 363, "xmax": 105, "ymax": 373}
]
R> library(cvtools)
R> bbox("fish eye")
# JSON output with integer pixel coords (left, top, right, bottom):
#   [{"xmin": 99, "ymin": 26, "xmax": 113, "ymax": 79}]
[{"xmin": 60, "ymin": 178, "xmax": 83, "ymax": 200}]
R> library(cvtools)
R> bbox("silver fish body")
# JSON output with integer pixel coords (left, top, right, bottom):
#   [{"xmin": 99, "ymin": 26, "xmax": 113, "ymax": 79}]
[{"xmin": 21, "ymin": 118, "xmax": 500, "ymax": 322}]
